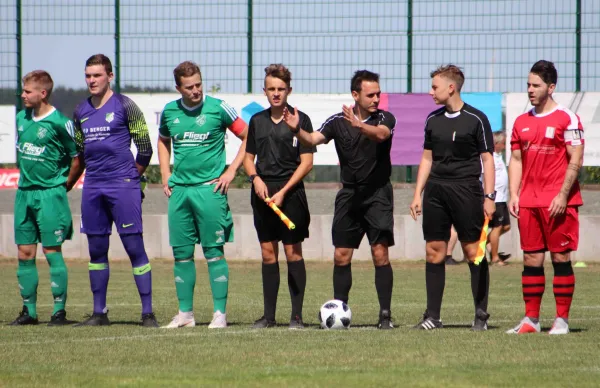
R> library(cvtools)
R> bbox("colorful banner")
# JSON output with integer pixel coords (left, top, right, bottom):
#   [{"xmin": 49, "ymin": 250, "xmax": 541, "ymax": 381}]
[
  {"xmin": 0, "ymin": 169, "xmax": 85, "ymax": 189},
  {"xmin": 381, "ymin": 92, "xmax": 503, "ymax": 165}
]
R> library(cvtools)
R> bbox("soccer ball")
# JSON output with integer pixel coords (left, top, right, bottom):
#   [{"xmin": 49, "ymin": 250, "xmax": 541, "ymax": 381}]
[{"xmin": 318, "ymin": 299, "xmax": 352, "ymax": 329}]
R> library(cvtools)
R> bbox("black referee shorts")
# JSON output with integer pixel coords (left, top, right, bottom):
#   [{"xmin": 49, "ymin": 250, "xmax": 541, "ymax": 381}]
[
  {"xmin": 250, "ymin": 180, "xmax": 310, "ymax": 245},
  {"xmin": 332, "ymin": 181, "xmax": 394, "ymax": 249},
  {"xmin": 422, "ymin": 179, "xmax": 484, "ymax": 243},
  {"xmin": 490, "ymin": 202, "xmax": 510, "ymax": 228}
]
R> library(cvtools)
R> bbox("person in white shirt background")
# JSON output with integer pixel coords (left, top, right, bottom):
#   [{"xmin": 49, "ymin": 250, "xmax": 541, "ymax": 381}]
[{"xmin": 487, "ymin": 131, "xmax": 511, "ymax": 265}]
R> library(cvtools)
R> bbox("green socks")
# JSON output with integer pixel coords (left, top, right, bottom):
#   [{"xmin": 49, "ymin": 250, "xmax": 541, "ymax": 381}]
[
  {"xmin": 45, "ymin": 252, "xmax": 68, "ymax": 314},
  {"xmin": 17, "ymin": 259, "xmax": 39, "ymax": 318},
  {"xmin": 174, "ymin": 259, "xmax": 196, "ymax": 313},
  {"xmin": 207, "ymin": 258, "xmax": 229, "ymax": 313}
]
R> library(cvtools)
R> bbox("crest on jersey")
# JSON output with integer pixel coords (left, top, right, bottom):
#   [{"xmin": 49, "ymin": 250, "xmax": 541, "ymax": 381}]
[
  {"xmin": 37, "ymin": 127, "xmax": 47, "ymax": 139},
  {"xmin": 545, "ymin": 126, "xmax": 555, "ymax": 139},
  {"xmin": 105, "ymin": 112, "xmax": 115, "ymax": 123},
  {"xmin": 196, "ymin": 114, "xmax": 206, "ymax": 127},
  {"xmin": 18, "ymin": 126, "xmax": 23, "ymax": 132}
]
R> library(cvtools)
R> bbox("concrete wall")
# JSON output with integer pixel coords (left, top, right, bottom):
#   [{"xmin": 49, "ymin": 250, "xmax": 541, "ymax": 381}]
[{"xmin": 2, "ymin": 214, "xmax": 599, "ymax": 262}]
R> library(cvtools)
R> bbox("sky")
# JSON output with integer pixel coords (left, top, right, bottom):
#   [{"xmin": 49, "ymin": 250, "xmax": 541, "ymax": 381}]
[{"xmin": 0, "ymin": 0, "xmax": 599, "ymax": 93}]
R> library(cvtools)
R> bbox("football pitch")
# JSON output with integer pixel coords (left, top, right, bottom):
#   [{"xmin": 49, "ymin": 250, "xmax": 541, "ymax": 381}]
[{"xmin": 0, "ymin": 259, "xmax": 599, "ymax": 387}]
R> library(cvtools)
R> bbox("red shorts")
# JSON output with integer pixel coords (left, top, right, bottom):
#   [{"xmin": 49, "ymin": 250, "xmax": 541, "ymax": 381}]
[{"xmin": 518, "ymin": 207, "xmax": 579, "ymax": 252}]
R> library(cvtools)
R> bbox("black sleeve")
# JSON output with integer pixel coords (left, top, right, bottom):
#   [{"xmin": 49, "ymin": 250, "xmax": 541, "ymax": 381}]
[
  {"xmin": 300, "ymin": 113, "xmax": 316, "ymax": 154},
  {"xmin": 476, "ymin": 113, "xmax": 494, "ymax": 154},
  {"xmin": 379, "ymin": 111, "xmax": 397, "ymax": 136},
  {"xmin": 423, "ymin": 119, "xmax": 432, "ymax": 150},
  {"xmin": 245, "ymin": 116, "xmax": 257, "ymax": 155},
  {"xmin": 317, "ymin": 114, "xmax": 338, "ymax": 142}
]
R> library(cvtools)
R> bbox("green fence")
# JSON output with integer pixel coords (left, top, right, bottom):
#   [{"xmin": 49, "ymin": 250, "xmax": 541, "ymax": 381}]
[{"xmin": 2, "ymin": 0, "xmax": 599, "ymax": 108}]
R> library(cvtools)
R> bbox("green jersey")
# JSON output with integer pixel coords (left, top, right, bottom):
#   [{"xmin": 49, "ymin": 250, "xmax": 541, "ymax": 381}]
[
  {"xmin": 16, "ymin": 107, "xmax": 78, "ymax": 189},
  {"xmin": 159, "ymin": 95, "xmax": 238, "ymax": 186}
]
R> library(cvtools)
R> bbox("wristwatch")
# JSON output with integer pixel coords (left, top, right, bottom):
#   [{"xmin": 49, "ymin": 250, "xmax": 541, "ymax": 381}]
[
  {"xmin": 485, "ymin": 191, "xmax": 497, "ymax": 201},
  {"xmin": 248, "ymin": 174, "xmax": 258, "ymax": 183},
  {"xmin": 290, "ymin": 125, "xmax": 300, "ymax": 134}
]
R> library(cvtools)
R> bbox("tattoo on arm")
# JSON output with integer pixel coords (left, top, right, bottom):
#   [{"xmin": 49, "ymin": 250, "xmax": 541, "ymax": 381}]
[{"xmin": 560, "ymin": 163, "xmax": 581, "ymax": 196}]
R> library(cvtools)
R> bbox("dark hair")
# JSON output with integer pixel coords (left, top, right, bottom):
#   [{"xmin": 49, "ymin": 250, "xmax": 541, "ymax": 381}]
[
  {"xmin": 351, "ymin": 70, "xmax": 379, "ymax": 93},
  {"xmin": 173, "ymin": 61, "xmax": 201, "ymax": 86},
  {"xmin": 264, "ymin": 64, "xmax": 291, "ymax": 87},
  {"xmin": 430, "ymin": 64, "xmax": 465, "ymax": 92},
  {"xmin": 85, "ymin": 54, "xmax": 113, "ymax": 74},
  {"xmin": 530, "ymin": 60, "xmax": 558, "ymax": 85}
]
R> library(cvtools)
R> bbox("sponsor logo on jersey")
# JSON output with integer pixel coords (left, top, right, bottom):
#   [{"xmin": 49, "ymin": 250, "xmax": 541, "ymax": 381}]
[
  {"xmin": 293, "ymin": 137, "xmax": 298, "ymax": 147},
  {"xmin": 173, "ymin": 118, "xmax": 180, "ymax": 124},
  {"xmin": 80, "ymin": 117, "xmax": 90, "ymax": 123},
  {"xmin": 17, "ymin": 142, "xmax": 46, "ymax": 156},
  {"xmin": 83, "ymin": 126, "xmax": 111, "ymax": 135},
  {"xmin": 196, "ymin": 114, "xmax": 206, "ymax": 127},
  {"xmin": 522, "ymin": 127, "xmax": 529, "ymax": 132},
  {"xmin": 175, "ymin": 131, "xmax": 211, "ymax": 143},
  {"xmin": 105, "ymin": 112, "xmax": 115, "ymax": 123},
  {"xmin": 37, "ymin": 127, "xmax": 47, "ymax": 139},
  {"xmin": 17, "ymin": 126, "xmax": 23, "ymax": 132}
]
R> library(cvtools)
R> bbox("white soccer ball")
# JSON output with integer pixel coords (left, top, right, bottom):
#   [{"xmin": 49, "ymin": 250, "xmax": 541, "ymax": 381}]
[{"xmin": 318, "ymin": 299, "xmax": 352, "ymax": 329}]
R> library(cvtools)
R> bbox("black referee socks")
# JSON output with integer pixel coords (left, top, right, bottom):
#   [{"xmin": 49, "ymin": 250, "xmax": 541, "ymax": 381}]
[
  {"xmin": 426, "ymin": 261, "xmax": 445, "ymax": 320},
  {"xmin": 287, "ymin": 259, "xmax": 306, "ymax": 320},
  {"xmin": 375, "ymin": 264, "xmax": 393, "ymax": 311},
  {"xmin": 333, "ymin": 263, "xmax": 352, "ymax": 304},
  {"xmin": 468, "ymin": 259, "xmax": 490, "ymax": 313},
  {"xmin": 262, "ymin": 262, "xmax": 280, "ymax": 321}
]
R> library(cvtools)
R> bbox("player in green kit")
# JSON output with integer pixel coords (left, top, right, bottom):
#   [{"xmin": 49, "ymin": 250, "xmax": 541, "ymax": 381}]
[
  {"xmin": 157, "ymin": 61, "xmax": 248, "ymax": 329},
  {"xmin": 11, "ymin": 70, "xmax": 79, "ymax": 326}
]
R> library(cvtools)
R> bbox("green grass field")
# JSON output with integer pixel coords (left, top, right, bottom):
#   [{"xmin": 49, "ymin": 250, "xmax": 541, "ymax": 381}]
[{"xmin": 0, "ymin": 259, "xmax": 599, "ymax": 387}]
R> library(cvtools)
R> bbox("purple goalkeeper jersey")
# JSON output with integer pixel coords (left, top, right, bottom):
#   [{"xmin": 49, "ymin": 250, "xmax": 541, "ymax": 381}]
[{"xmin": 73, "ymin": 93, "xmax": 152, "ymax": 189}]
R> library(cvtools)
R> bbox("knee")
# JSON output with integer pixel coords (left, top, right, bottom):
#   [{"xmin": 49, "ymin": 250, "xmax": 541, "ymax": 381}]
[
  {"xmin": 426, "ymin": 242, "xmax": 446, "ymax": 263},
  {"xmin": 371, "ymin": 244, "xmax": 390, "ymax": 266},
  {"xmin": 502, "ymin": 224, "xmax": 511, "ymax": 233},
  {"xmin": 261, "ymin": 243, "xmax": 278, "ymax": 264},
  {"xmin": 551, "ymin": 251, "xmax": 571, "ymax": 264},
  {"xmin": 42, "ymin": 246, "xmax": 61, "ymax": 256},
  {"xmin": 173, "ymin": 245, "xmax": 195, "ymax": 261},
  {"xmin": 462, "ymin": 244, "xmax": 478, "ymax": 262},
  {"xmin": 202, "ymin": 246, "xmax": 224, "ymax": 261},
  {"xmin": 334, "ymin": 248, "xmax": 352, "ymax": 266},
  {"xmin": 283, "ymin": 243, "xmax": 303, "ymax": 262},
  {"xmin": 523, "ymin": 251, "xmax": 545, "ymax": 267},
  {"xmin": 88, "ymin": 235, "xmax": 110, "ymax": 260},
  {"xmin": 17, "ymin": 245, "xmax": 36, "ymax": 260}
]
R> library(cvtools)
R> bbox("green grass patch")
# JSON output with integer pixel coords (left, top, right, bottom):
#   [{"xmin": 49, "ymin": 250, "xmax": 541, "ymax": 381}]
[{"xmin": 0, "ymin": 259, "xmax": 598, "ymax": 387}]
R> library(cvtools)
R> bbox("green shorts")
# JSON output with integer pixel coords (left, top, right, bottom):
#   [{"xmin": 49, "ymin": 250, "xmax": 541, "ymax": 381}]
[
  {"xmin": 14, "ymin": 185, "xmax": 73, "ymax": 247},
  {"xmin": 168, "ymin": 184, "xmax": 234, "ymax": 247}
]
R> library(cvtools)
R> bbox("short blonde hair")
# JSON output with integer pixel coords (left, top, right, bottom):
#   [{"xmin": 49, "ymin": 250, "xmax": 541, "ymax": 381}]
[
  {"xmin": 430, "ymin": 64, "xmax": 465, "ymax": 92},
  {"xmin": 22, "ymin": 70, "xmax": 54, "ymax": 98}
]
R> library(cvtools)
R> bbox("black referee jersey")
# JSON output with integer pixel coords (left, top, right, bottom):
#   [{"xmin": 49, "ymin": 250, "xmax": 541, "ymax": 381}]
[
  {"xmin": 246, "ymin": 106, "xmax": 316, "ymax": 181},
  {"xmin": 318, "ymin": 109, "xmax": 396, "ymax": 187},
  {"xmin": 424, "ymin": 103, "xmax": 494, "ymax": 181}
]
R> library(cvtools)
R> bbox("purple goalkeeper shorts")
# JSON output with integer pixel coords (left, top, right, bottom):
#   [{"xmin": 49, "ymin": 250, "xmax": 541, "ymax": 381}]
[{"xmin": 80, "ymin": 187, "xmax": 143, "ymax": 235}]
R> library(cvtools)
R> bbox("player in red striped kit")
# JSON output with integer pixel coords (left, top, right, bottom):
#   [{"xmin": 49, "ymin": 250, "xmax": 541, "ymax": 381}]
[{"xmin": 507, "ymin": 60, "xmax": 584, "ymax": 335}]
